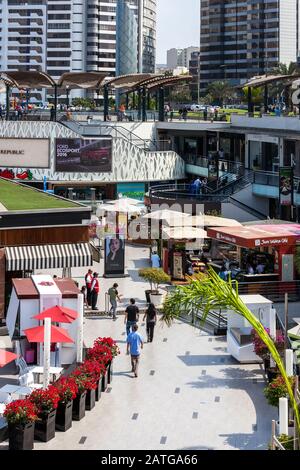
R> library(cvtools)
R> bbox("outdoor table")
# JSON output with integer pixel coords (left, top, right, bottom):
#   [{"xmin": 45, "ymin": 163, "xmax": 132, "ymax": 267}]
[{"xmin": 30, "ymin": 366, "xmax": 63, "ymax": 383}]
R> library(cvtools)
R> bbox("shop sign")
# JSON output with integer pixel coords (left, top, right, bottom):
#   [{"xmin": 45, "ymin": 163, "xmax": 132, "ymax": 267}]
[
  {"xmin": 215, "ymin": 233, "xmax": 237, "ymax": 244},
  {"xmin": 0, "ymin": 138, "xmax": 49, "ymax": 168},
  {"xmin": 254, "ymin": 238, "xmax": 289, "ymax": 247},
  {"xmin": 279, "ymin": 167, "xmax": 293, "ymax": 207},
  {"xmin": 173, "ymin": 252, "xmax": 185, "ymax": 280}
]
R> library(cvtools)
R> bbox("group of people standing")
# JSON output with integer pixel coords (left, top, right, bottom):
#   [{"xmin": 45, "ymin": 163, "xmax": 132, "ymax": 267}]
[
  {"xmin": 189, "ymin": 177, "xmax": 208, "ymax": 195},
  {"xmin": 84, "ymin": 269, "xmax": 100, "ymax": 311}
]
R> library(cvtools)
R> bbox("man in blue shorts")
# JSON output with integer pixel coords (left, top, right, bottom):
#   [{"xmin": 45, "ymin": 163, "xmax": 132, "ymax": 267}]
[{"xmin": 127, "ymin": 324, "xmax": 144, "ymax": 378}]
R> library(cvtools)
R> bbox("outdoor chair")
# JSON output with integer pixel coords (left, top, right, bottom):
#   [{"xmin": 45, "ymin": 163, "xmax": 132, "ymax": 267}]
[
  {"xmin": 0, "ymin": 391, "xmax": 12, "ymax": 416},
  {"xmin": 18, "ymin": 372, "xmax": 43, "ymax": 390}
]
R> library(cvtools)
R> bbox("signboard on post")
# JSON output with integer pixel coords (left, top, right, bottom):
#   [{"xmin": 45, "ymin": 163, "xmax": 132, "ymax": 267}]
[
  {"xmin": 104, "ymin": 235, "xmax": 125, "ymax": 278},
  {"xmin": 279, "ymin": 167, "xmax": 294, "ymax": 207},
  {"xmin": 56, "ymin": 137, "xmax": 112, "ymax": 173}
]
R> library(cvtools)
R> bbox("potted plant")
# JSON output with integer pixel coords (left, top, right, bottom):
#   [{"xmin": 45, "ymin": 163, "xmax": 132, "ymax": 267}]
[
  {"xmin": 264, "ymin": 376, "xmax": 296, "ymax": 408},
  {"xmin": 86, "ymin": 340, "xmax": 113, "ymax": 392},
  {"xmin": 252, "ymin": 329, "xmax": 285, "ymax": 380},
  {"xmin": 138, "ymin": 268, "xmax": 171, "ymax": 306},
  {"xmin": 29, "ymin": 386, "xmax": 60, "ymax": 442},
  {"xmin": 4, "ymin": 399, "xmax": 38, "ymax": 450},
  {"xmin": 89, "ymin": 337, "xmax": 120, "ymax": 385},
  {"xmin": 78, "ymin": 360, "xmax": 104, "ymax": 409},
  {"xmin": 70, "ymin": 366, "xmax": 96, "ymax": 417},
  {"xmin": 53, "ymin": 377, "xmax": 78, "ymax": 432}
]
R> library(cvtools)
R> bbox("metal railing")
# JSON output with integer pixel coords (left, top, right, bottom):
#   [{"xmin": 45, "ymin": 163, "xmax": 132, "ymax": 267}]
[{"xmin": 237, "ymin": 280, "xmax": 300, "ymax": 303}]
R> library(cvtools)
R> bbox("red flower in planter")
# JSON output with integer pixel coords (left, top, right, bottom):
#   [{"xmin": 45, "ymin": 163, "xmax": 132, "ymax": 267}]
[
  {"xmin": 29, "ymin": 386, "xmax": 60, "ymax": 415},
  {"xmin": 4, "ymin": 399, "xmax": 38, "ymax": 426},
  {"xmin": 87, "ymin": 337, "xmax": 119, "ymax": 365},
  {"xmin": 53, "ymin": 377, "xmax": 78, "ymax": 405},
  {"xmin": 95, "ymin": 337, "xmax": 120, "ymax": 358},
  {"xmin": 81, "ymin": 359, "xmax": 106, "ymax": 383},
  {"xmin": 70, "ymin": 367, "xmax": 98, "ymax": 393}
]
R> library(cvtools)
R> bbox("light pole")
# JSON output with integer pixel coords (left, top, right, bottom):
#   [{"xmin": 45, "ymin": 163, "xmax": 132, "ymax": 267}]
[
  {"xmin": 197, "ymin": 51, "xmax": 201, "ymax": 104},
  {"xmin": 66, "ymin": 85, "xmax": 70, "ymax": 109}
]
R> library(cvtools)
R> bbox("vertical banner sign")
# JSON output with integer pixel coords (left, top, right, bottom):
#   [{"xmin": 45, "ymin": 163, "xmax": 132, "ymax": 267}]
[
  {"xmin": 104, "ymin": 235, "xmax": 125, "ymax": 277},
  {"xmin": 279, "ymin": 167, "xmax": 294, "ymax": 207},
  {"xmin": 173, "ymin": 252, "xmax": 185, "ymax": 280}
]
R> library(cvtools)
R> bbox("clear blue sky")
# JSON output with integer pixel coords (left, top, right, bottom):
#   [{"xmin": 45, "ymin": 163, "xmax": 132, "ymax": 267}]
[{"xmin": 156, "ymin": 0, "xmax": 200, "ymax": 64}]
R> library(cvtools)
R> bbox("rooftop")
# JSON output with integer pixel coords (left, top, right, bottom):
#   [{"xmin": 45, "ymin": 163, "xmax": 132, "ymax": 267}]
[{"xmin": 0, "ymin": 178, "xmax": 79, "ymax": 211}]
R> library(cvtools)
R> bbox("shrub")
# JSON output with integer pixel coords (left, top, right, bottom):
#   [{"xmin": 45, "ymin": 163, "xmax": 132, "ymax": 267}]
[
  {"xmin": 138, "ymin": 268, "xmax": 171, "ymax": 292},
  {"xmin": 277, "ymin": 434, "xmax": 294, "ymax": 450},
  {"xmin": 29, "ymin": 386, "xmax": 60, "ymax": 415},
  {"xmin": 264, "ymin": 376, "xmax": 296, "ymax": 407},
  {"xmin": 53, "ymin": 377, "xmax": 78, "ymax": 405},
  {"xmin": 4, "ymin": 399, "xmax": 38, "ymax": 426}
]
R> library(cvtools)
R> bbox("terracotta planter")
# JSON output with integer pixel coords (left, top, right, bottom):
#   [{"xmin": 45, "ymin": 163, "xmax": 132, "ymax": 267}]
[
  {"xmin": 34, "ymin": 409, "xmax": 56, "ymax": 442},
  {"xmin": 95, "ymin": 379, "xmax": 102, "ymax": 402},
  {"xmin": 108, "ymin": 360, "xmax": 113, "ymax": 384},
  {"xmin": 72, "ymin": 391, "xmax": 87, "ymax": 421},
  {"xmin": 55, "ymin": 401, "xmax": 73, "ymax": 432},
  {"xmin": 101, "ymin": 368, "xmax": 108, "ymax": 392},
  {"xmin": 85, "ymin": 389, "xmax": 96, "ymax": 411},
  {"xmin": 8, "ymin": 422, "xmax": 35, "ymax": 450}
]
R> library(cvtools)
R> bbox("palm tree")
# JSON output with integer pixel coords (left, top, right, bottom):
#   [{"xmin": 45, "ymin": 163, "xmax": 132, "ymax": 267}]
[
  {"xmin": 206, "ymin": 81, "xmax": 234, "ymax": 106},
  {"xmin": 162, "ymin": 269, "xmax": 300, "ymax": 435},
  {"xmin": 272, "ymin": 62, "xmax": 300, "ymax": 76}
]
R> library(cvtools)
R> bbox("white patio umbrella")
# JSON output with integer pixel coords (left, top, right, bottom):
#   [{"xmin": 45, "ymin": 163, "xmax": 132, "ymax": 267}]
[
  {"xmin": 165, "ymin": 215, "xmax": 242, "ymax": 228},
  {"xmin": 162, "ymin": 226, "xmax": 208, "ymax": 240},
  {"xmin": 96, "ymin": 202, "xmax": 142, "ymax": 216},
  {"xmin": 106, "ymin": 197, "xmax": 144, "ymax": 206},
  {"xmin": 142, "ymin": 209, "xmax": 191, "ymax": 226}
]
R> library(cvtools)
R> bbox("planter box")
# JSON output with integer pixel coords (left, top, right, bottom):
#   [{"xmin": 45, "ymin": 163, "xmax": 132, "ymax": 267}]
[
  {"xmin": 95, "ymin": 380, "xmax": 102, "ymax": 402},
  {"xmin": 267, "ymin": 369, "xmax": 279, "ymax": 383},
  {"xmin": 85, "ymin": 389, "xmax": 96, "ymax": 411},
  {"xmin": 101, "ymin": 369, "xmax": 108, "ymax": 392},
  {"xmin": 108, "ymin": 360, "xmax": 113, "ymax": 384},
  {"xmin": 55, "ymin": 401, "xmax": 73, "ymax": 432},
  {"xmin": 8, "ymin": 422, "xmax": 35, "ymax": 450},
  {"xmin": 72, "ymin": 392, "xmax": 87, "ymax": 421},
  {"xmin": 34, "ymin": 409, "xmax": 56, "ymax": 442}
]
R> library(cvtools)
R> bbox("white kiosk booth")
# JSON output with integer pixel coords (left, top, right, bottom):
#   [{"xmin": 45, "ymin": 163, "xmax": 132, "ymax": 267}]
[
  {"xmin": 227, "ymin": 295, "xmax": 276, "ymax": 363},
  {"xmin": 6, "ymin": 275, "xmax": 83, "ymax": 367}
]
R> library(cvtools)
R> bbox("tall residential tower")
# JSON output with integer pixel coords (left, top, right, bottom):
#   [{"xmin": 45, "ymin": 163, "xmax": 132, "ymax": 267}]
[{"xmin": 199, "ymin": 0, "xmax": 300, "ymax": 92}]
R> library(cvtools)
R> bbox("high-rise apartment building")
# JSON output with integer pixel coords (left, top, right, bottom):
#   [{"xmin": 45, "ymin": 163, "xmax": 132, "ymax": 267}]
[
  {"xmin": 0, "ymin": 0, "xmax": 156, "ymax": 98},
  {"xmin": 200, "ymin": 0, "xmax": 300, "ymax": 93},
  {"xmin": 167, "ymin": 46, "xmax": 199, "ymax": 70}
]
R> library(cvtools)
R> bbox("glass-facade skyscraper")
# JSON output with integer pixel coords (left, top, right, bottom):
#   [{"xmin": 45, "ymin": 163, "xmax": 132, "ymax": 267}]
[{"xmin": 199, "ymin": 0, "xmax": 300, "ymax": 92}]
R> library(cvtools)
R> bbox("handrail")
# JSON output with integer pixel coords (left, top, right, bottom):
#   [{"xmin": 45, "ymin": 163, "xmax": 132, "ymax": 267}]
[{"xmin": 229, "ymin": 197, "xmax": 266, "ymax": 219}]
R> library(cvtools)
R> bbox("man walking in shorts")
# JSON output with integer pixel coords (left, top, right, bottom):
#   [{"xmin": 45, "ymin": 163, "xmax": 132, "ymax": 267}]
[{"xmin": 127, "ymin": 324, "xmax": 143, "ymax": 378}]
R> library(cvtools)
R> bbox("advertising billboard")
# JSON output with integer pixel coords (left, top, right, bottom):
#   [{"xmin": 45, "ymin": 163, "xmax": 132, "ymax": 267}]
[
  {"xmin": 0, "ymin": 138, "xmax": 49, "ymax": 168},
  {"xmin": 104, "ymin": 235, "xmax": 125, "ymax": 277},
  {"xmin": 56, "ymin": 138, "xmax": 112, "ymax": 173},
  {"xmin": 279, "ymin": 167, "xmax": 293, "ymax": 207}
]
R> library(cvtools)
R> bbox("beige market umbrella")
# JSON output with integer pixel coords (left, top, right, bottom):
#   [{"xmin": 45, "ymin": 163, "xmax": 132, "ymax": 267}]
[
  {"xmin": 106, "ymin": 197, "xmax": 144, "ymax": 206},
  {"xmin": 142, "ymin": 209, "xmax": 190, "ymax": 226},
  {"xmin": 165, "ymin": 215, "xmax": 242, "ymax": 228},
  {"xmin": 96, "ymin": 202, "xmax": 142, "ymax": 216},
  {"xmin": 162, "ymin": 226, "xmax": 208, "ymax": 240}
]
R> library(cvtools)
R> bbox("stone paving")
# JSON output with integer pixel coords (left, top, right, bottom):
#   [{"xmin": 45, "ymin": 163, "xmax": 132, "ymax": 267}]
[{"xmin": 0, "ymin": 316, "xmax": 276, "ymax": 451}]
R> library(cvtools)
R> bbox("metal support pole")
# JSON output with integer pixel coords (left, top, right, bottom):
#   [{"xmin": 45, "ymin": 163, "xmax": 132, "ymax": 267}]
[
  {"xmin": 6, "ymin": 85, "xmax": 10, "ymax": 121},
  {"xmin": 158, "ymin": 87, "xmax": 165, "ymax": 122},
  {"xmin": 285, "ymin": 293, "xmax": 289, "ymax": 350},
  {"xmin": 132, "ymin": 91, "xmax": 136, "ymax": 109},
  {"xmin": 104, "ymin": 84, "xmax": 109, "ymax": 122},
  {"xmin": 66, "ymin": 87, "xmax": 70, "ymax": 109},
  {"xmin": 264, "ymin": 84, "xmax": 268, "ymax": 114},
  {"xmin": 138, "ymin": 88, "xmax": 142, "ymax": 121},
  {"xmin": 126, "ymin": 93, "xmax": 129, "ymax": 110},
  {"xmin": 54, "ymin": 84, "xmax": 58, "ymax": 122},
  {"xmin": 26, "ymin": 89, "xmax": 29, "ymax": 109},
  {"xmin": 247, "ymin": 87, "xmax": 253, "ymax": 114},
  {"xmin": 43, "ymin": 318, "xmax": 51, "ymax": 389},
  {"xmin": 142, "ymin": 86, "xmax": 147, "ymax": 122},
  {"xmin": 155, "ymin": 91, "xmax": 158, "ymax": 111},
  {"xmin": 147, "ymin": 91, "xmax": 151, "ymax": 110}
]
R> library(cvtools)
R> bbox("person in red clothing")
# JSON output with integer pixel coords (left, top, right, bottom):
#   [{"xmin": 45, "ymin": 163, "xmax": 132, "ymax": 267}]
[
  {"xmin": 90, "ymin": 272, "xmax": 100, "ymax": 311},
  {"xmin": 85, "ymin": 269, "xmax": 93, "ymax": 308}
]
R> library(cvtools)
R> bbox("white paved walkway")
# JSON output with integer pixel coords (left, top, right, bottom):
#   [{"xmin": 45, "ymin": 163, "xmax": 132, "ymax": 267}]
[{"xmin": 15, "ymin": 317, "xmax": 278, "ymax": 451}]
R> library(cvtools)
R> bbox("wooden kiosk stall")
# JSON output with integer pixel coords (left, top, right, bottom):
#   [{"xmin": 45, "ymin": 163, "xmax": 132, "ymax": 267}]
[{"xmin": 207, "ymin": 224, "xmax": 300, "ymax": 294}]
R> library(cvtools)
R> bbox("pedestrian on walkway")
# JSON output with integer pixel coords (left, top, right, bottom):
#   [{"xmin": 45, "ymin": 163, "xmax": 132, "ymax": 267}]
[
  {"xmin": 108, "ymin": 283, "xmax": 121, "ymax": 320},
  {"xmin": 124, "ymin": 298, "xmax": 139, "ymax": 336},
  {"xmin": 85, "ymin": 269, "xmax": 93, "ymax": 308},
  {"xmin": 90, "ymin": 272, "xmax": 100, "ymax": 311},
  {"xmin": 127, "ymin": 324, "xmax": 144, "ymax": 378},
  {"xmin": 143, "ymin": 303, "xmax": 157, "ymax": 343}
]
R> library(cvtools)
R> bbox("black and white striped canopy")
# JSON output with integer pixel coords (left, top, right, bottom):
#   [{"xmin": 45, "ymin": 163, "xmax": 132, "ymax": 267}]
[{"xmin": 6, "ymin": 243, "xmax": 92, "ymax": 271}]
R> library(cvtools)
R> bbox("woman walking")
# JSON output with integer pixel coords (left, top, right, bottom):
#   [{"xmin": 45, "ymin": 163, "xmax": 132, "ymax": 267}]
[{"xmin": 143, "ymin": 303, "xmax": 157, "ymax": 343}]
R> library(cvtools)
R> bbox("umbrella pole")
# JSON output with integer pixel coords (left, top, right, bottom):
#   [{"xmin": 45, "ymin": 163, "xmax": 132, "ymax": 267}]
[
  {"xmin": 43, "ymin": 318, "xmax": 51, "ymax": 389},
  {"xmin": 77, "ymin": 293, "xmax": 84, "ymax": 363}
]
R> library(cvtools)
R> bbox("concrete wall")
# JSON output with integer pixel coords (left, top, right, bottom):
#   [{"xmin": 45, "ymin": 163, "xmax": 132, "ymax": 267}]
[{"xmin": 231, "ymin": 184, "xmax": 269, "ymax": 217}]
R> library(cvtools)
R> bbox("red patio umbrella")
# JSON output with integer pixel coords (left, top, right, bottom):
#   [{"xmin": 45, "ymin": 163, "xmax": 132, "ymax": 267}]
[
  {"xmin": 0, "ymin": 349, "xmax": 18, "ymax": 368},
  {"xmin": 24, "ymin": 325, "xmax": 74, "ymax": 344},
  {"xmin": 33, "ymin": 305, "xmax": 78, "ymax": 324}
]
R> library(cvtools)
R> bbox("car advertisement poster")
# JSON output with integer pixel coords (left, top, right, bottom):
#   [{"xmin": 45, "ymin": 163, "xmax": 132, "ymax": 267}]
[
  {"xmin": 56, "ymin": 138, "xmax": 112, "ymax": 173},
  {"xmin": 279, "ymin": 167, "xmax": 293, "ymax": 207}
]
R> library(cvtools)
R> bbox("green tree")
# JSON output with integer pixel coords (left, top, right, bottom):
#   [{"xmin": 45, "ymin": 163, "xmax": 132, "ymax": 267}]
[
  {"xmin": 272, "ymin": 62, "xmax": 300, "ymax": 76},
  {"xmin": 162, "ymin": 269, "xmax": 300, "ymax": 434},
  {"xmin": 169, "ymin": 84, "xmax": 192, "ymax": 104},
  {"xmin": 206, "ymin": 81, "xmax": 234, "ymax": 106},
  {"xmin": 241, "ymin": 86, "xmax": 264, "ymax": 105}
]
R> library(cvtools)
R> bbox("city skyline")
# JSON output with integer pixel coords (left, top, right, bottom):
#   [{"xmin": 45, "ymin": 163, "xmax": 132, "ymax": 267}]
[{"xmin": 156, "ymin": 0, "xmax": 199, "ymax": 64}]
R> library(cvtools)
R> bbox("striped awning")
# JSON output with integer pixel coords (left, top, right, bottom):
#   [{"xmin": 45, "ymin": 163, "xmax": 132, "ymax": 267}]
[{"xmin": 6, "ymin": 243, "xmax": 92, "ymax": 271}]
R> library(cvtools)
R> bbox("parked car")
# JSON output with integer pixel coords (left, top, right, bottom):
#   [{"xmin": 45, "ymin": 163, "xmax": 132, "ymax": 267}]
[{"xmin": 191, "ymin": 104, "xmax": 206, "ymax": 112}]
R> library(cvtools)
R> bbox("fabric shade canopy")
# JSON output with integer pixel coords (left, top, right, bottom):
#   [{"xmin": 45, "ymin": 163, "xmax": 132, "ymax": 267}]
[
  {"xmin": 288, "ymin": 325, "xmax": 300, "ymax": 340},
  {"xmin": 33, "ymin": 305, "xmax": 78, "ymax": 324},
  {"xmin": 166, "ymin": 215, "xmax": 242, "ymax": 228},
  {"xmin": 0, "ymin": 349, "xmax": 18, "ymax": 368},
  {"xmin": 0, "ymin": 71, "xmax": 56, "ymax": 89},
  {"xmin": 105, "ymin": 73, "xmax": 155, "ymax": 89},
  {"xmin": 6, "ymin": 243, "xmax": 92, "ymax": 271},
  {"xmin": 24, "ymin": 325, "xmax": 74, "ymax": 343},
  {"xmin": 58, "ymin": 72, "xmax": 106, "ymax": 89},
  {"xmin": 162, "ymin": 226, "xmax": 208, "ymax": 240},
  {"xmin": 106, "ymin": 197, "xmax": 143, "ymax": 206},
  {"xmin": 142, "ymin": 210, "xmax": 190, "ymax": 226},
  {"xmin": 97, "ymin": 202, "xmax": 142, "ymax": 215}
]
